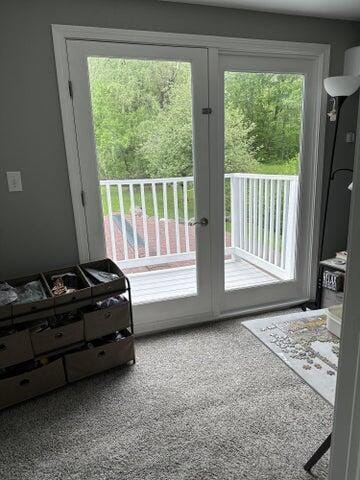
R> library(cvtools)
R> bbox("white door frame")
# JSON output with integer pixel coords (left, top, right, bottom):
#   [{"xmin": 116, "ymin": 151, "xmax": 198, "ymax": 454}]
[{"xmin": 52, "ymin": 24, "xmax": 329, "ymax": 323}]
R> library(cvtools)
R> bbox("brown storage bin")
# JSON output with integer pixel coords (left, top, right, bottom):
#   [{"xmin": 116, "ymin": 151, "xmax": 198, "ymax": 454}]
[
  {"xmin": 0, "ymin": 330, "xmax": 34, "ymax": 369},
  {"xmin": 0, "ymin": 359, "xmax": 66, "ymax": 410},
  {"xmin": 83, "ymin": 301, "xmax": 130, "ymax": 341},
  {"xmin": 13, "ymin": 308, "xmax": 54, "ymax": 325},
  {"xmin": 80, "ymin": 259, "xmax": 126, "ymax": 296},
  {"xmin": 44, "ymin": 266, "xmax": 91, "ymax": 306},
  {"xmin": 65, "ymin": 335, "xmax": 134, "ymax": 382},
  {"xmin": 0, "ymin": 305, "xmax": 12, "ymax": 322},
  {"xmin": 54, "ymin": 299, "xmax": 91, "ymax": 316},
  {"xmin": 31, "ymin": 320, "xmax": 84, "ymax": 355},
  {"xmin": 8, "ymin": 274, "xmax": 54, "ymax": 317}
]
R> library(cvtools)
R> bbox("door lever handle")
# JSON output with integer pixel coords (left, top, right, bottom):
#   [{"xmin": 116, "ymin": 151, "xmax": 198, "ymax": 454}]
[{"xmin": 190, "ymin": 217, "xmax": 208, "ymax": 226}]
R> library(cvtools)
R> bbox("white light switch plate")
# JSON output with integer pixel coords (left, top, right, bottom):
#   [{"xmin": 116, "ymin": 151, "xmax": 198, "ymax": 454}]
[{"xmin": 6, "ymin": 171, "xmax": 23, "ymax": 192}]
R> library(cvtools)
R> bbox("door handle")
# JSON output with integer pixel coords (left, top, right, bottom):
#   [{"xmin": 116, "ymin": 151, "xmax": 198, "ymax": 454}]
[{"xmin": 190, "ymin": 217, "xmax": 208, "ymax": 226}]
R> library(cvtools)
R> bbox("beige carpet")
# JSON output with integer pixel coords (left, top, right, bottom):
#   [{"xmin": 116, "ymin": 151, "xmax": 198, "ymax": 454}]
[{"xmin": 0, "ymin": 310, "xmax": 332, "ymax": 480}]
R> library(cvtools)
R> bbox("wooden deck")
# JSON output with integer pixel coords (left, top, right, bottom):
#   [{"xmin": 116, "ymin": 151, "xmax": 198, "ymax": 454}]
[{"xmin": 128, "ymin": 258, "xmax": 279, "ymax": 304}]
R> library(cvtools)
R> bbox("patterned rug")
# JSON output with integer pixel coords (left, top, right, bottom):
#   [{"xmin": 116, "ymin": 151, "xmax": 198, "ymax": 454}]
[{"xmin": 243, "ymin": 309, "xmax": 339, "ymax": 405}]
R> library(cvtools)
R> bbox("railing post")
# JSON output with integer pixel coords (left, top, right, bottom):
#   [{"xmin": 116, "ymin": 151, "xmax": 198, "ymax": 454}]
[
  {"xmin": 284, "ymin": 177, "xmax": 298, "ymax": 277},
  {"xmin": 231, "ymin": 175, "xmax": 241, "ymax": 256}
]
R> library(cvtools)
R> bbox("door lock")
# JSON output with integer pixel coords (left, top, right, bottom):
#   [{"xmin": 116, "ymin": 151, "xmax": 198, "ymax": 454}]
[{"xmin": 190, "ymin": 217, "xmax": 208, "ymax": 226}]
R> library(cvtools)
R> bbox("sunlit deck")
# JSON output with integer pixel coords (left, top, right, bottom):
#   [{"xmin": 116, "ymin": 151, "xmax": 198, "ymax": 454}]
[{"xmin": 127, "ymin": 258, "xmax": 279, "ymax": 304}]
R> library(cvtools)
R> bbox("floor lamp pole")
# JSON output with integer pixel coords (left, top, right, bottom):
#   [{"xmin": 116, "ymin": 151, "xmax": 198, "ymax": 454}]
[{"xmin": 314, "ymin": 96, "xmax": 346, "ymax": 308}]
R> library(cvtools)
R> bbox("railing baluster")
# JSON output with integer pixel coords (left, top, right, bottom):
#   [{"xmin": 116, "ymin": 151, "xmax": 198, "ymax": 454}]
[
  {"xmin": 253, "ymin": 178, "xmax": 258, "ymax": 255},
  {"xmin": 173, "ymin": 181, "xmax": 180, "ymax": 253},
  {"xmin": 231, "ymin": 176, "xmax": 240, "ymax": 252},
  {"xmin": 243, "ymin": 178, "xmax": 248, "ymax": 252},
  {"xmin": 140, "ymin": 183, "xmax": 149, "ymax": 257},
  {"xmin": 152, "ymin": 182, "xmax": 161, "ymax": 256},
  {"xmin": 249, "ymin": 179, "xmax": 253, "ymax": 254},
  {"xmin": 117, "ymin": 184, "xmax": 128, "ymax": 261},
  {"xmin": 239, "ymin": 177, "xmax": 244, "ymax": 249},
  {"xmin": 263, "ymin": 179, "xmax": 269, "ymax": 261},
  {"xmin": 183, "ymin": 180, "xmax": 190, "ymax": 252},
  {"xmin": 269, "ymin": 179, "xmax": 275, "ymax": 263},
  {"xmin": 258, "ymin": 178, "xmax": 264, "ymax": 258},
  {"xmin": 129, "ymin": 184, "xmax": 139, "ymax": 259},
  {"xmin": 162, "ymin": 182, "xmax": 171, "ymax": 255},
  {"xmin": 274, "ymin": 180, "xmax": 282, "ymax": 266},
  {"xmin": 281, "ymin": 180, "xmax": 289, "ymax": 269},
  {"xmin": 106, "ymin": 184, "xmax": 116, "ymax": 261}
]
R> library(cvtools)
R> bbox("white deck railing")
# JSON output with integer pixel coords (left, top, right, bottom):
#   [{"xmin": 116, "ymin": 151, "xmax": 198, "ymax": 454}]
[{"xmin": 100, "ymin": 173, "xmax": 298, "ymax": 279}]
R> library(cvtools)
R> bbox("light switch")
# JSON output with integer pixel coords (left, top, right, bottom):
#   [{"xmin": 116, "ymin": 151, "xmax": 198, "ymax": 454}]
[{"xmin": 6, "ymin": 171, "xmax": 23, "ymax": 192}]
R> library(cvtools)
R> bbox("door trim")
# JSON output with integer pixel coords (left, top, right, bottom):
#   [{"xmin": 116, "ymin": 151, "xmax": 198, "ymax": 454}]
[{"xmin": 52, "ymin": 24, "xmax": 329, "ymax": 299}]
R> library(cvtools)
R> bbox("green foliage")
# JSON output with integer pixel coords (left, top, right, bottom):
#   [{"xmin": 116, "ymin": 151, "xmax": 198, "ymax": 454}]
[
  {"xmin": 88, "ymin": 58, "xmax": 302, "ymax": 180},
  {"xmin": 141, "ymin": 64, "xmax": 194, "ymax": 177},
  {"xmin": 225, "ymin": 72, "xmax": 303, "ymax": 166}
]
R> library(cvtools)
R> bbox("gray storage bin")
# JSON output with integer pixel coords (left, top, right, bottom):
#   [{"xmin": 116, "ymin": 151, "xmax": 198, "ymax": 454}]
[
  {"xmin": 0, "ymin": 359, "xmax": 66, "ymax": 410},
  {"xmin": 83, "ymin": 301, "xmax": 130, "ymax": 341},
  {"xmin": 44, "ymin": 266, "xmax": 91, "ymax": 306},
  {"xmin": 65, "ymin": 335, "xmax": 134, "ymax": 383},
  {"xmin": 80, "ymin": 259, "xmax": 126, "ymax": 297},
  {"xmin": 31, "ymin": 320, "xmax": 84, "ymax": 355},
  {"xmin": 9, "ymin": 274, "xmax": 54, "ymax": 318}
]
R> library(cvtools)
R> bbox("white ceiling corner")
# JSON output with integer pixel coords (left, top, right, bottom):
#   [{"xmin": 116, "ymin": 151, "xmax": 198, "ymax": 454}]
[{"xmin": 161, "ymin": 0, "xmax": 360, "ymax": 21}]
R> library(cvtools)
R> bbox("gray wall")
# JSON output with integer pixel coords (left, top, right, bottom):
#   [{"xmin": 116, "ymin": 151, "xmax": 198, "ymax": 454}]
[{"xmin": 1, "ymin": 0, "xmax": 360, "ymax": 279}]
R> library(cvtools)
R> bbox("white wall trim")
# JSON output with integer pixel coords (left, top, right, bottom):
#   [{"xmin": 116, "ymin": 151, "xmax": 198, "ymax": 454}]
[
  {"xmin": 52, "ymin": 26, "xmax": 90, "ymax": 262},
  {"xmin": 53, "ymin": 24, "xmax": 329, "ymax": 57}
]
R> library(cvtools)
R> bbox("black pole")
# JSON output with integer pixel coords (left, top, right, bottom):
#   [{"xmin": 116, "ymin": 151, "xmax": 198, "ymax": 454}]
[{"xmin": 314, "ymin": 95, "xmax": 346, "ymax": 308}]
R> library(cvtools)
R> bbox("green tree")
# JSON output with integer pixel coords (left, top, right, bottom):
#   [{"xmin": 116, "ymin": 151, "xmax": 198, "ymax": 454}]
[{"xmin": 224, "ymin": 72, "xmax": 303, "ymax": 169}]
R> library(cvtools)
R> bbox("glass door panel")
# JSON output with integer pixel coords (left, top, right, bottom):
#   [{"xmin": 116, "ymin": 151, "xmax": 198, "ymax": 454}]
[
  {"xmin": 87, "ymin": 58, "xmax": 198, "ymax": 304},
  {"xmin": 224, "ymin": 71, "xmax": 304, "ymax": 291}
]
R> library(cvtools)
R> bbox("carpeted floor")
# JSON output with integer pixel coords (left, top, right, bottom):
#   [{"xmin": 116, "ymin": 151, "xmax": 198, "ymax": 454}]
[{"xmin": 0, "ymin": 310, "xmax": 333, "ymax": 480}]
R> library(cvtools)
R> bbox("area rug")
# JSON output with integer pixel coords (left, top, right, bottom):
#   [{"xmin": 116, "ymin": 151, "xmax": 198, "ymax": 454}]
[{"xmin": 243, "ymin": 309, "xmax": 339, "ymax": 405}]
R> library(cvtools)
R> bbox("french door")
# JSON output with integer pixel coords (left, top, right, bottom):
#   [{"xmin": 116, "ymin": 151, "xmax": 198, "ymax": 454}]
[
  {"xmin": 63, "ymin": 37, "xmax": 321, "ymax": 331},
  {"xmin": 216, "ymin": 53, "xmax": 318, "ymax": 313},
  {"xmin": 66, "ymin": 41, "xmax": 213, "ymax": 329}
]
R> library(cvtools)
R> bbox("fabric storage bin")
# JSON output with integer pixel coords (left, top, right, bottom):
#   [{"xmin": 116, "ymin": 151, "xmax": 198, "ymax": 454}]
[
  {"xmin": 80, "ymin": 259, "xmax": 126, "ymax": 297},
  {"xmin": 65, "ymin": 334, "xmax": 135, "ymax": 382},
  {"xmin": 13, "ymin": 308, "xmax": 54, "ymax": 326},
  {"xmin": 8, "ymin": 274, "xmax": 54, "ymax": 317},
  {"xmin": 44, "ymin": 266, "xmax": 91, "ymax": 306},
  {"xmin": 0, "ymin": 358, "xmax": 66, "ymax": 410},
  {"xmin": 31, "ymin": 320, "xmax": 84, "ymax": 355},
  {"xmin": 0, "ymin": 329, "xmax": 34, "ymax": 369},
  {"xmin": 0, "ymin": 305, "xmax": 12, "ymax": 322},
  {"xmin": 54, "ymin": 300, "xmax": 90, "ymax": 316},
  {"xmin": 82, "ymin": 301, "xmax": 130, "ymax": 341}
]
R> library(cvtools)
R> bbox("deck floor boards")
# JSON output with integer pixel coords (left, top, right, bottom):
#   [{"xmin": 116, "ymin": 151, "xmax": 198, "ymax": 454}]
[{"xmin": 127, "ymin": 259, "xmax": 279, "ymax": 304}]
